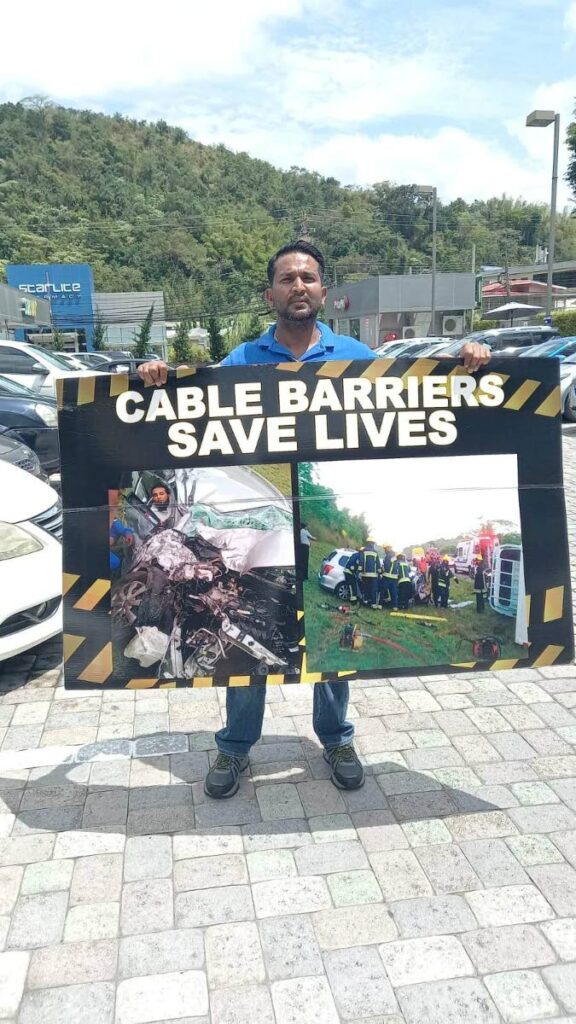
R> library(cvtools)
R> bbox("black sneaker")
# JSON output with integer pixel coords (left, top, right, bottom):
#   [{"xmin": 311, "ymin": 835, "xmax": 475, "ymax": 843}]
[
  {"xmin": 204, "ymin": 752, "xmax": 249, "ymax": 799},
  {"xmin": 323, "ymin": 744, "xmax": 365, "ymax": 790}
]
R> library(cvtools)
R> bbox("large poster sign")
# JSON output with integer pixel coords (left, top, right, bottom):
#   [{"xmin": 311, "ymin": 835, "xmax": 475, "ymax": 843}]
[{"xmin": 58, "ymin": 357, "xmax": 573, "ymax": 689}]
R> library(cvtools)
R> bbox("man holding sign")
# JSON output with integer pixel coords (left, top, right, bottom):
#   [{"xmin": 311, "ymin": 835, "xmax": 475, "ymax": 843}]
[{"xmin": 138, "ymin": 241, "xmax": 490, "ymax": 799}]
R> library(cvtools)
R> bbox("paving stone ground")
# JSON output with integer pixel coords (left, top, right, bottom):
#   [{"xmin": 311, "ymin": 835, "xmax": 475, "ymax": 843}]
[{"xmin": 0, "ymin": 433, "xmax": 575, "ymax": 1023}]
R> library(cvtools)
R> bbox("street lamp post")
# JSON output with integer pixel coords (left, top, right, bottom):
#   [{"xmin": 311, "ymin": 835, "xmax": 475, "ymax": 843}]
[
  {"xmin": 417, "ymin": 185, "xmax": 437, "ymax": 335},
  {"xmin": 526, "ymin": 110, "xmax": 560, "ymax": 318}
]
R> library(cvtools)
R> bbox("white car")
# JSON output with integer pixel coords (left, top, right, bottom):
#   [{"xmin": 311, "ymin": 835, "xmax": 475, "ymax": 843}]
[
  {"xmin": 374, "ymin": 338, "xmax": 448, "ymax": 358},
  {"xmin": 0, "ymin": 340, "xmax": 105, "ymax": 400},
  {"xmin": 0, "ymin": 462, "xmax": 62, "ymax": 661},
  {"xmin": 318, "ymin": 548, "xmax": 356, "ymax": 599}
]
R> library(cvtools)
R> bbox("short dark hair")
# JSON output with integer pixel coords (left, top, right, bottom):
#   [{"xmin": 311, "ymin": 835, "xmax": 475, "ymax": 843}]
[
  {"xmin": 151, "ymin": 482, "xmax": 170, "ymax": 495},
  {"xmin": 267, "ymin": 241, "xmax": 326, "ymax": 285}
]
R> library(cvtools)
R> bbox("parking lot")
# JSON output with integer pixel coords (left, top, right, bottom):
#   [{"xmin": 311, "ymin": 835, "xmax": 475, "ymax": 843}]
[{"xmin": 0, "ymin": 435, "xmax": 574, "ymax": 1024}]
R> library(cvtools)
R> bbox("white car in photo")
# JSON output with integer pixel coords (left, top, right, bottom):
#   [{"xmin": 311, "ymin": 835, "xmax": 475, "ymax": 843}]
[
  {"xmin": 318, "ymin": 548, "xmax": 356, "ymax": 600},
  {"xmin": 0, "ymin": 462, "xmax": 62, "ymax": 661}
]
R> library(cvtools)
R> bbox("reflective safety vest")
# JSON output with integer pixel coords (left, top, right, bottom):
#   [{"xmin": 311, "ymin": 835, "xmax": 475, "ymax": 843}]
[
  {"xmin": 344, "ymin": 551, "xmax": 362, "ymax": 577},
  {"xmin": 438, "ymin": 566, "xmax": 452, "ymax": 588},
  {"xmin": 397, "ymin": 560, "xmax": 411, "ymax": 584},
  {"xmin": 359, "ymin": 549, "xmax": 380, "ymax": 578},
  {"xmin": 473, "ymin": 568, "xmax": 486, "ymax": 593},
  {"xmin": 382, "ymin": 552, "xmax": 397, "ymax": 579}
]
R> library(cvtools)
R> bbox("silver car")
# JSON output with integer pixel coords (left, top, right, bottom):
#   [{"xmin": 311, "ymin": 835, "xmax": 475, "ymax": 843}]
[{"xmin": 519, "ymin": 337, "xmax": 576, "ymax": 421}]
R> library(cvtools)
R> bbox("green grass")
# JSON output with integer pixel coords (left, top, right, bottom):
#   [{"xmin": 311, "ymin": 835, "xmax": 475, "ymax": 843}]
[
  {"xmin": 304, "ymin": 543, "xmax": 527, "ymax": 673},
  {"xmin": 253, "ymin": 464, "xmax": 292, "ymax": 496}
]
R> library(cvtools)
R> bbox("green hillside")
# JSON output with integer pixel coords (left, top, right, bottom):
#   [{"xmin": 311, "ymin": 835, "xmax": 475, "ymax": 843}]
[{"xmin": 1, "ymin": 98, "xmax": 575, "ymax": 322}]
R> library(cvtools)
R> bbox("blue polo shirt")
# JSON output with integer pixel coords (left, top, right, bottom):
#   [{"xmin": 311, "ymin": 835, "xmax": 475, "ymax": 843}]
[{"xmin": 220, "ymin": 321, "xmax": 373, "ymax": 365}]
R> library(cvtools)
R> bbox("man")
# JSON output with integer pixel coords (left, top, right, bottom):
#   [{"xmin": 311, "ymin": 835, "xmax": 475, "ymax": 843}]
[
  {"xmin": 344, "ymin": 547, "xmax": 363, "ymax": 603},
  {"xmin": 396, "ymin": 552, "xmax": 413, "ymax": 610},
  {"xmin": 148, "ymin": 482, "xmax": 186, "ymax": 532},
  {"xmin": 358, "ymin": 537, "xmax": 380, "ymax": 609},
  {"xmin": 437, "ymin": 555, "xmax": 455, "ymax": 609},
  {"xmin": 299, "ymin": 522, "xmax": 316, "ymax": 581},
  {"xmin": 473, "ymin": 556, "xmax": 486, "ymax": 613},
  {"xmin": 138, "ymin": 240, "xmax": 490, "ymax": 799},
  {"xmin": 379, "ymin": 544, "xmax": 399, "ymax": 610}
]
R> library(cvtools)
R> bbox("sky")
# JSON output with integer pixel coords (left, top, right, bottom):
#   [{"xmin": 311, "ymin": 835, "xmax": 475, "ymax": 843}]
[
  {"xmin": 1, "ymin": 0, "xmax": 575, "ymax": 207},
  {"xmin": 312, "ymin": 453, "xmax": 521, "ymax": 549}
]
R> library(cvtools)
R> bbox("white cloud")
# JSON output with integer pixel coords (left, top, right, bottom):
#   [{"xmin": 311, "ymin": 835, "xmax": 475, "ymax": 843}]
[
  {"xmin": 279, "ymin": 48, "xmax": 486, "ymax": 125},
  {"xmin": 0, "ymin": 0, "xmax": 312, "ymax": 98},
  {"xmin": 565, "ymin": 0, "xmax": 576, "ymax": 31}
]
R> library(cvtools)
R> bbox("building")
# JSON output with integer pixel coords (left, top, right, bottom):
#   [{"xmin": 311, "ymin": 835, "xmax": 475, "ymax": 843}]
[
  {"xmin": 479, "ymin": 260, "xmax": 576, "ymax": 317},
  {"xmin": 326, "ymin": 273, "xmax": 476, "ymax": 347},
  {"xmin": 6, "ymin": 263, "xmax": 96, "ymax": 349},
  {"xmin": 93, "ymin": 292, "xmax": 167, "ymax": 356},
  {"xmin": 5, "ymin": 263, "xmax": 167, "ymax": 355},
  {"xmin": 0, "ymin": 282, "xmax": 51, "ymax": 338}
]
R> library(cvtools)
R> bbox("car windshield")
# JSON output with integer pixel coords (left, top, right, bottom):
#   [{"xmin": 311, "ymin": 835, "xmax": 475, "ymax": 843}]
[
  {"xmin": 520, "ymin": 338, "xmax": 576, "ymax": 358},
  {"xmin": 0, "ymin": 374, "xmax": 50, "ymax": 400},
  {"xmin": 25, "ymin": 346, "xmax": 78, "ymax": 371}
]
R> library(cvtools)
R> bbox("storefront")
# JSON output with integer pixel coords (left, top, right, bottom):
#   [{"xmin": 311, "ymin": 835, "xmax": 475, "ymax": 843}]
[
  {"xmin": 326, "ymin": 273, "xmax": 476, "ymax": 347},
  {"xmin": 0, "ymin": 282, "xmax": 51, "ymax": 338}
]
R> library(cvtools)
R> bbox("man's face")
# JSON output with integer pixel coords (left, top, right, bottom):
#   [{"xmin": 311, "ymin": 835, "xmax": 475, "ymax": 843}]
[
  {"xmin": 266, "ymin": 253, "xmax": 326, "ymax": 324},
  {"xmin": 151, "ymin": 486, "xmax": 170, "ymax": 507}
]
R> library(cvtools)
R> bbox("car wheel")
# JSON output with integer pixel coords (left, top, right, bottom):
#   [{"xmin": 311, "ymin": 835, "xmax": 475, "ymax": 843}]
[
  {"xmin": 335, "ymin": 582, "xmax": 350, "ymax": 600},
  {"xmin": 564, "ymin": 384, "xmax": 576, "ymax": 423}
]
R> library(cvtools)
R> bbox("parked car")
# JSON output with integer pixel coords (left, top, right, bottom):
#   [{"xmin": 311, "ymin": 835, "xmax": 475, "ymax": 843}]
[
  {"xmin": 0, "ymin": 374, "xmax": 59, "ymax": 476},
  {"xmin": 54, "ymin": 352, "xmax": 91, "ymax": 371},
  {"xmin": 375, "ymin": 338, "xmax": 447, "ymax": 357},
  {"xmin": 0, "ymin": 434, "xmax": 43, "ymax": 478},
  {"xmin": 69, "ymin": 354, "xmax": 114, "ymax": 370},
  {"xmin": 318, "ymin": 548, "xmax": 356, "ymax": 600},
  {"xmin": 519, "ymin": 336, "xmax": 576, "ymax": 421},
  {"xmin": 102, "ymin": 357, "xmax": 171, "ymax": 374},
  {"xmin": 0, "ymin": 340, "xmax": 105, "ymax": 399},
  {"xmin": 0, "ymin": 462, "xmax": 62, "ymax": 661},
  {"xmin": 439, "ymin": 325, "xmax": 559, "ymax": 356}
]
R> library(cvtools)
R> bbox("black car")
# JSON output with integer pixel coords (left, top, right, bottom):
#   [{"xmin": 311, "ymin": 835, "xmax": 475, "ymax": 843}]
[{"xmin": 0, "ymin": 375, "xmax": 59, "ymax": 475}]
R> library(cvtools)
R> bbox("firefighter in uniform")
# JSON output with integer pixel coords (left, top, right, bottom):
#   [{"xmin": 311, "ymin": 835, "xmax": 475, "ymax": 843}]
[
  {"xmin": 473, "ymin": 556, "xmax": 486, "ymax": 613},
  {"xmin": 437, "ymin": 555, "xmax": 454, "ymax": 609},
  {"xmin": 427, "ymin": 557, "xmax": 441, "ymax": 607},
  {"xmin": 379, "ymin": 544, "xmax": 399, "ymax": 610},
  {"xmin": 396, "ymin": 553, "xmax": 413, "ymax": 609},
  {"xmin": 359, "ymin": 538, "xmax": 380, "ymax": 609},
  {"xmin": 344, "ymin": 548, "xmax": 363, "ymax": 603}
]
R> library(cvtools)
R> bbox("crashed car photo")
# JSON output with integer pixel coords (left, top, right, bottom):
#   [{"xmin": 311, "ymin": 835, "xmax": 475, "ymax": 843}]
[{"xmin": 109, "ymin": 465, "xmax": 299, "ymax": 682}]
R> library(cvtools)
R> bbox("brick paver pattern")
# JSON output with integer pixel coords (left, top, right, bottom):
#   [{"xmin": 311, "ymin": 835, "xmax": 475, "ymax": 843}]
[{"xmin": 0, "ymin": 435, "xmax": 575, "ymax": 1023}]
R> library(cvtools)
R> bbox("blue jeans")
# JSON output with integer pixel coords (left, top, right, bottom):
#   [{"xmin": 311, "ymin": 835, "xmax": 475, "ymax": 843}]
[{"xmin": 215, "ymin": 681, "xmax": 354, "ymax": 757}]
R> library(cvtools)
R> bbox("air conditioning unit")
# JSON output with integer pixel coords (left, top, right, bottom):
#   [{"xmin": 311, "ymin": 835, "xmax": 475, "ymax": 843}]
[
  {"xmin": 402, "ymin": 326, "xmax": 417, "ymax": 340},
  {"xmin": 442, "ymin": 315, "xmax": 464, "ymax": 336}
]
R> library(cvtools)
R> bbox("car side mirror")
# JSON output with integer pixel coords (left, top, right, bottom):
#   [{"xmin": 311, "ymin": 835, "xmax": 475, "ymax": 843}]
[{"xmin": 31, "ymin": 363, "xmax": 49, "ymax": 375}]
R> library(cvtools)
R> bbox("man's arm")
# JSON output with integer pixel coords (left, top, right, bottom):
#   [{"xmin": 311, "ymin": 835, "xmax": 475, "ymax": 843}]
[{"xmin": 138, "ymin": 340, "xmax": 491, "ymax": 387}]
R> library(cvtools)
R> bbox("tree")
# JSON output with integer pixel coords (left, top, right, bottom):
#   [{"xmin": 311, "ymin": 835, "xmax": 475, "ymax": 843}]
[
  {"xmin": 172, "ymin": 319, "xmax": 192, "ymax": 364},
  {"xmin": 92, "ymin": 313, "xmax": 108, "ymax": 351},
  {"xmin": 133, "ymin": 306, "xmax": 154, "ymax": 358},
  {"xmin": 207, "ymin": 316, "xmax": 227, "ymax": 362},
  {"xmin": 51, "ymin": 327, "xmax": 65, "ymax": 351},
  {"xmin": 245, "ymin": 311, "xmax": 264, "ymax": 339}
]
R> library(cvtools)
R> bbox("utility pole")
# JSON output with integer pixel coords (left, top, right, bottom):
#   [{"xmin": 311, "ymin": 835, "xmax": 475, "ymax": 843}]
[{"xmin": 470, "ymin": 243, "xmax": 476, "ymax": 332}]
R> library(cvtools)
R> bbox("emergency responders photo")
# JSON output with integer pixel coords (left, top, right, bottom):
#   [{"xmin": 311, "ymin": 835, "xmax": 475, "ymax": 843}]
[{"xmin": 299, "ymin": 453, "xmax": 529, "ymax": 674}]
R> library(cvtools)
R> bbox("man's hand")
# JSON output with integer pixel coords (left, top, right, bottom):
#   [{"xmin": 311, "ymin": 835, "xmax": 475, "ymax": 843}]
[
  {"xmin": 137, "ymin": 361, "xmax": 170, "ymax": 386},
  {"xmin": 459, "ymin": 341, "xmax": 491, "ymax": 372}
]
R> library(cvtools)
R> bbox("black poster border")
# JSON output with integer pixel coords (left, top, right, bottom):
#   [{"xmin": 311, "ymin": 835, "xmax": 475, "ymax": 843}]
[{"xmin": 58, "ymin": 356, "xmax": 574, "ymax": 689}]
